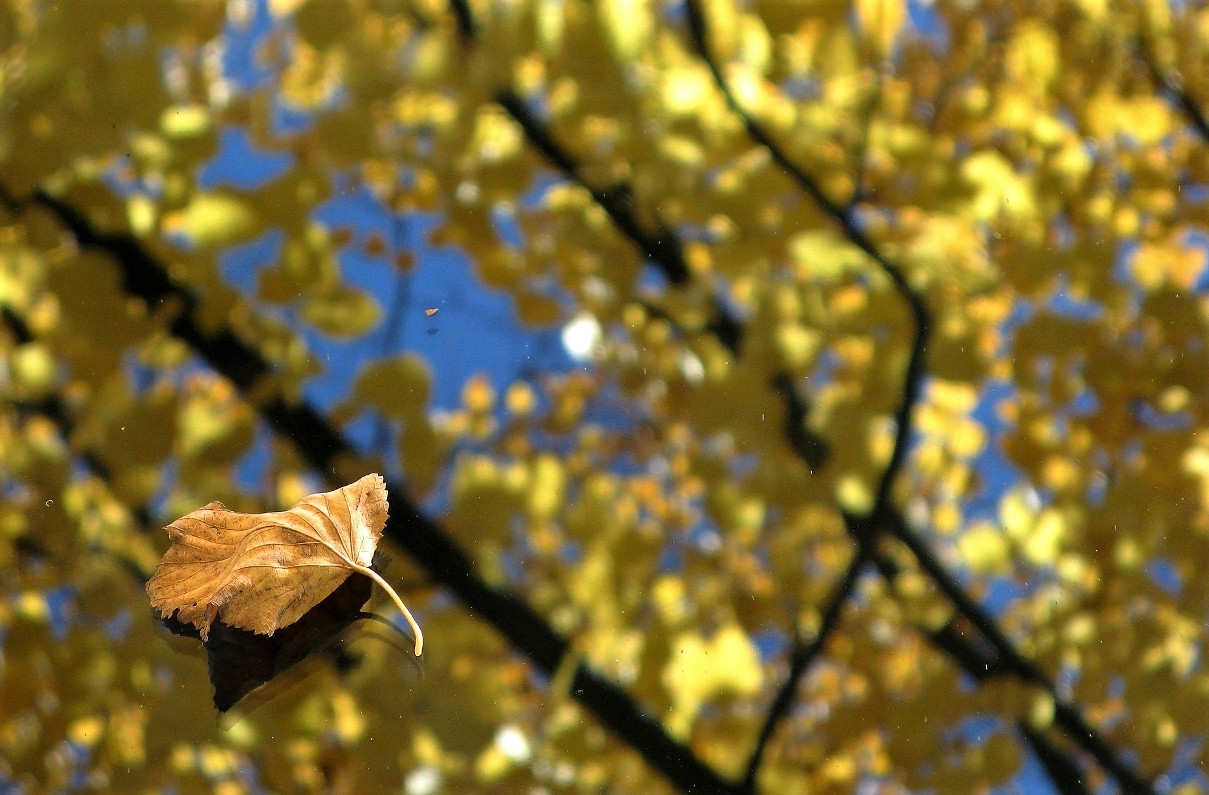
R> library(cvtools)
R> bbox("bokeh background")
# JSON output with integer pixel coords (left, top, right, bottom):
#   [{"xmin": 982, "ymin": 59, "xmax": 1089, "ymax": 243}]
[{"xmin": 2, "ymin": 0, "xmax": 1208, "ymax": 792}]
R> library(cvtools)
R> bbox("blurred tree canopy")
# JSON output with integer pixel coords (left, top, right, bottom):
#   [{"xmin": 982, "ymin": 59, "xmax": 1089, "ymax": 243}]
[{"xmin": 1, "ymin": 0, "xmax": 1208, "ymax": 792}]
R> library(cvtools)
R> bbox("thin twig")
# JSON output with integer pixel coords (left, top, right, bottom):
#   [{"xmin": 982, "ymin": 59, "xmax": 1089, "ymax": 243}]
[
  {"xmin": 741, "ymin": 552, "xmax": 867, "ymax": 791},
  {"xmin": 846, "ymin": 67, "xmax": 885, "ymax": 212},
  {"xmin": 884, "ymin": 511, "xmax": 1154, "ymax": 794},
  {"xmin": 447, "ymin": 0, "xmax": 476, "ymax": 41},
  {"xmin": 684, "ymin": 4, "xmax": 1155, "ymax": 793},
  {"xmin": 684, "ymin": 0, "xmax": 927, "ymax": 517},
  {"xmin": 873, "ymin": 534, "xmax": 1096, "ymax": 795},
  {"xmin": 497, "ymin": 89, "xmax": 748, "ymax": 358},
  {"xmin": 482, "ymin": 76, "xmax": 850, "ymax": 788},
  {"xmin": 926, "ymin": 620, "xmax": 1004, "ymax": 679},
  {"xmin": 1137, "ymin": 36, "xmax": 1209, "ymax": 142},
  {"xmin": 497, "ymin": 90, "xmax": 692, "ymax": 286},
  {"xmin": 869, "ymin": 547, "xmax": 1004, "ymax": 679}
]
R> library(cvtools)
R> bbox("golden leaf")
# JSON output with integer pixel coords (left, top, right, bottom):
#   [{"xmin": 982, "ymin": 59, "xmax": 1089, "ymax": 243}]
[
  {"xmin": 146, "ymin": 473, "xmax": 422, "ymax": 655},
  {"xmin": 300, "ymin": 284, "xmax": 381, "ymax": 337},
  {"xmin": 162, "ymin": 192, "xmax": 260, "ymax": 249},
  {"xmin": 856, "ymin": 0, "xmax": 906, "ymax": 55}
]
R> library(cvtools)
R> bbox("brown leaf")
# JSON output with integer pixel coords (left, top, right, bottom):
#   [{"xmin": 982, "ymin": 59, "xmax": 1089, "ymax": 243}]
[{"xmin": 147, "ymin": 473, "xmax": 423, "ymax": 655}]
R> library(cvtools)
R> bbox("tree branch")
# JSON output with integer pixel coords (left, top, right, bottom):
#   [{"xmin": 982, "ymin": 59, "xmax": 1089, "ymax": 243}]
[
  {"xmin": 447, "ymin": 0, "xmax": 476, "ymax": 41},
  {"xmin": 684, "ymin": 4, "xmax": 1155, "ymax": 793},
  {"xmin": 1137, "ymin": 37, "xmax": 1209, "ymax": 142},
  {"xmin": 683, "ymin": 0, "xmax": 927, "ymax": 516},
  {"xmin": 845, "ymin": 68, "xmax": 885, "ymax": 212},
  {"xmin": 769, "ymin": 373, "xmax": 830, "ymax": 473},
  {"xmin": 498, "ymin": 92, "xmax": 841, "ymax": 474},
  {"xmin": 883, "ymin": 512, "xmax": 1153, "ymax": 793},
  {"xmin": 13, "ymin": 188, "xmax": 745, "ymax": 795},
  {"xmin": 496, "ymin": 92, "xmax": 692, "ymax": 285},
  {"xmin": 741, "ymin": 552, "xmax": 867, "ymax": 791},
  {"xmin": 496, "ymin": 89, "xmax": 748, "ymax": 356},
  {"xmin": 1018, "ymin": 725, "xmax": 1093, "ymax": 795}
]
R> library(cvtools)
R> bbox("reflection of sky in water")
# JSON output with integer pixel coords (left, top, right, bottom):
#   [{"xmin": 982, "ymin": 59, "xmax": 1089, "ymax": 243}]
[
  {"xmin": 201, "ymin": 127, "xmax": 292, "ymax": 189},
  {"xmin": 63, "ymin": 1, "xmax": 1202, "ymax": 792}
]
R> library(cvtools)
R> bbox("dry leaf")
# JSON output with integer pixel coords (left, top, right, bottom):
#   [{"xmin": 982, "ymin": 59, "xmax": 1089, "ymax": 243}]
[
  {"xmin": 147, "ymin": 473, "xmax": 423, "ymax": 655},
  {"xmin": 425, "ymin": 307, "xmax": 438, "ymax": 316}
]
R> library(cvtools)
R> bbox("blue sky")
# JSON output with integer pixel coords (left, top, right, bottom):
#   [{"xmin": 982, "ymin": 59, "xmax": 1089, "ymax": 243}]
[{"xmin": 168, "ymin": 1, "xmax": 1208, "ymax": 791}]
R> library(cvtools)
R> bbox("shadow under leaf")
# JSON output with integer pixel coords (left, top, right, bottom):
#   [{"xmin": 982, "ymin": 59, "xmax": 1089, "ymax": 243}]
[{"xmin": 158, "ymin": 572, "xmax": 402, "ymax": 712}]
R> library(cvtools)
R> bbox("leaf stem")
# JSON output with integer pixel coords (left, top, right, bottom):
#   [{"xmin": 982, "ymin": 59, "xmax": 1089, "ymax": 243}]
[{"xmin": 353, "ymin": 564, "xmax": 424, "ymax": 656}]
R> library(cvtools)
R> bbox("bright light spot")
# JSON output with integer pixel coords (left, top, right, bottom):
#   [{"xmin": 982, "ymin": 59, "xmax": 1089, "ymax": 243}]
[
  {"xmin": 495, "ymin": 725, "xmax": 531, "ymax": 763},
  {"xmin": 561, "ymin": 312, "xmax": 602, "ymax": 362},
  {"xmin": 404, "ymin": 765, "xmax": 442, "ymax": 795},
  {"xmin": 553, "ymin": 762, "xmax": 574, "ymax": 785},
  {"xmin": 227, "ymin": 0, "xmax": 252, "ymax": 26},
  {"xmin": 582, "ymin": 275, "xmax": 613, "ymax": 302},
  {"xmin": 679, "ymin": 350, "xmax": 705, "ymax": 384},
  {"xmin": 455, "ymin": 180, "xmax": 480, "ymax": 203},
  {"xmin": 697, "ymin": 530, "xmax": 722, "ymax": 555}
]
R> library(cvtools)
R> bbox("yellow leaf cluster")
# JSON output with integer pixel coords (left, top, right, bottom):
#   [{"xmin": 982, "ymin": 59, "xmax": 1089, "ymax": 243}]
[
  {"xmin": 4, "ymin": 0, "xmax": 1209, "ymax": 790},
  {"xmin": 663, "ymin": 623, "xmax": 764, "ymax": 737}
]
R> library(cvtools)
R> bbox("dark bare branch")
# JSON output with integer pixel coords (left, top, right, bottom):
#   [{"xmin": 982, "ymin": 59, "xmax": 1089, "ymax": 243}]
[
  {"xmin": 742, "ymin": 552, "xmax": 867, "ymax": 791},
  {"xmin": 12, "ymin": 186, "xmax": 745, "ymax": 795},
  {"xmin": 447, "ymin": 0, "xmax": 476, "ymax": 41},
  {"xmin": 497, "ymin": 89, "xmax": 753, "ymax": 360},
  {"xmin": 884, "ymin": 511, "xmax": 1154, "ymax": 794},
  {"xmin": 684, "ymin": 0, "xmax": 927, "ymax": 516},
  {"xmin": 684, "ymin": 4, "xmax": 1156, "ymax": 792},
  {"xmin": 1137, "ymin": 37, "xmax": 1209, "ymax": 142},
  {"xmin": 1019, "ymin": 725, "xmax": 1093, "ymax": 795}
]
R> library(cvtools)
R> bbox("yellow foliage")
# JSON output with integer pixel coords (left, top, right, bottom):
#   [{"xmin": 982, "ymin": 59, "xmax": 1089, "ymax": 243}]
[
  {"xmin": 1131, "ymin": 237, "xmax": 1207, "ymax": 291},
  {"xmin": 526, "ymin": 454, "xmax": 565, "ymax": 522},
  {"xmin": 958, "ymin": 523, "xmax": 1011, "ymax": 576},
  {"xmin": 504, "ymin": 381, "xmax": 537, "ymax": 416},
  {"xmin": 8, "ymin": 342, "xmax": 56, "ymax": 399},
  {"xmin": 663, "ymin": 623, "xmax": 764, "ymax": 737},
  {"xmin": 855, "ymin": 0, "xmax": 906, "ymax": 56},
  {"xmin": 13, "ymin": 590, "xmax": 49, "ymax": 622},
  {"xmin": 1005, "ymin": 21, "xmax": 1060, "ymax": 95},
  {"xmin": 462, "ymin": 373, "xmax": 496, "ymax": 413},
  {"xmin": 789, "ymin": 229, "xmax": 866, "ymax": 281},
  {"xmin": 1085, "ymin": 92, "xmax": 1174, "ymax": 146},
  {"xmin": 164, "ymin": 193, "xmax": 261, "ymax": 249},
  {"xmin": 599, "ymin": 0, "xmax": 655, "ymax": 62},
  {"xmin": 353, "ymin": 354, "xmax": 431, "ymax": 420},
  {"xmin": 160, "ymin": 105, "xmax": 215, "ymax": 145},
  {"xmin": 661, "ymin": 68, "xmax": 714, "ymax": 118},
  {"xmin": 961, "ymin": 151, "xmax": 1036, "ymax": 221},
  {"xmin": 300, "ymin": 284, "xmax": 381, "ymax": 337},
  {"xmin": 1, "ymin": 0, "xmax": 1206, "ymax": 790}
]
